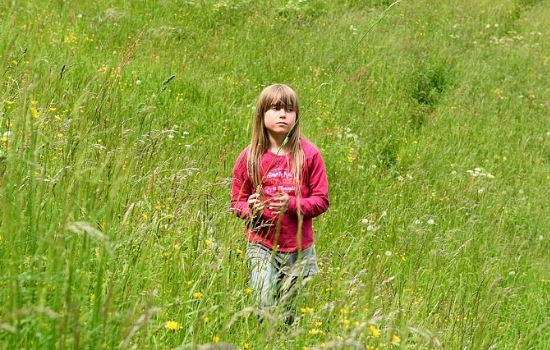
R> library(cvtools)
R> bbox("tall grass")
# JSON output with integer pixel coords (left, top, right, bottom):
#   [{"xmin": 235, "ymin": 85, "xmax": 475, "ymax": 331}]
[{"xmin": 1, "ymin": 0, "xmax": 549, "ymax": 349}]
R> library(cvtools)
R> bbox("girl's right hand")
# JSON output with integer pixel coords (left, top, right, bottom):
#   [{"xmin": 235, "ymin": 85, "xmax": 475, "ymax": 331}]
[{"xmin": 247, "ymin": 193, "xmax": 266, "ymax": 213}]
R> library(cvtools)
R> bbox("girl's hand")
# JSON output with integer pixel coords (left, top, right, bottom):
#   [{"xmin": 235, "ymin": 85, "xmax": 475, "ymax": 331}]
[
  {"xmin": 269, "ymin": 190, "xmax": 289, "ymax": 215},
  {"xmin": 247, "ymin": 193, "xmax": 266, "ymax": 213}
]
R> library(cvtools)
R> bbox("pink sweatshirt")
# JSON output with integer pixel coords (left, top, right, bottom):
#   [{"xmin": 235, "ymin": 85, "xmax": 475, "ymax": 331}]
[{"xmin": 231, "ymin": 139, "xmax": 329, "ymax": 252}]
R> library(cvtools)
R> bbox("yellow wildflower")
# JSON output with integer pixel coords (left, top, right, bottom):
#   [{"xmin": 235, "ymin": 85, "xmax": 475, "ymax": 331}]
[
  {"xmin": 164, "ymin": 320, "xmax": 182, "ymax": 331},
  {"xmin": 391, "ymin": 335, "xmax": 400, "ymax": 345},
  {"xmin": 30, "ymin": 107, "xmax": 39, "ymax": 119},
  {"xmin": 340, "ymin": 318, "xmax": 350, "ymax": 327},
  {"xmin": 243, "ymin": 342, "xmax": 251, "ymax": 350},
  {"xmin": 192, "ymin": 291, "xmax": 203, "ymax": 299},
  {"xmin": 244, "ymin": 288, "xmax": 253, "ymax": 296},
  {"xmin": 339, "ymin": 308, "xmax": 349, "ymax": 316},
  {"xmin": 300, "ymin": 306, "xmax": 314, "ymax": 314},
  {"xmin": 56, "ymin": 133, "xmax": 64, "ymax": 139},
  {"xmin": 202, "ymin": 316, "xmax": 209, "ymax": 324},
  {"xmin": 212, "ymin": 336, "xmax": 220, "ymax": 343},
  {"xmin": 49, "ymin": 107, "xmax": 57, "ymax": 112},
  {"xmin": 314, "ymin": 320, "xmax": 322, "ymax": 327},
  {"xmin": 369, "ymin": 324, "xmax": 381, "ymax": 338},
  {"xmin": 185, "ymin": 280, "xmax": 193, "ymax": 286},
  {"xmin": 308, "ymin": 328, "xmax": 324, "ymax": 335}
]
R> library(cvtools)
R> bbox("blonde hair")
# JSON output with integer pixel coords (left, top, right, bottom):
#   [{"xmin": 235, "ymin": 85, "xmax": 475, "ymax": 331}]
[{"xmin": 247, "ymin": 84, "xmax": 305, "ymax": 197}]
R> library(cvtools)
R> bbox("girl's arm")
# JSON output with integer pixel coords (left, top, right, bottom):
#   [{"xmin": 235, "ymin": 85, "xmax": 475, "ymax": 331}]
[
  {"xmin": 230, "ymin": 151, "xmax": 253, "ymax": 220},
  {"xmin": 287, "ymin": 151, "xmax": 329, "ymax": 218}
]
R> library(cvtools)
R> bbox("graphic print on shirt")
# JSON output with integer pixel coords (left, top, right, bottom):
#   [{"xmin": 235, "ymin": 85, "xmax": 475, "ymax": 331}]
[{"xmin": 263, "ymin": 164, "xmax": 296, "ymax": 198}]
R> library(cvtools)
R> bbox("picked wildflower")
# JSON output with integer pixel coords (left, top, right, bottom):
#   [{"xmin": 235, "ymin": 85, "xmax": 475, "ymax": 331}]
[
  {"xmin": 244, "ymin": 287, "xmax": 253, "ymax": 296},
  {"xmin": 212, "ymin": 336, "xmax": 220, "ymax": 343},
  {"xmin": 164, "ymin": 320, "xmax": 182, "ymax": 331},
  {"xmin": 369, "ymin": 324, "xmax": 381, "ymax": 338},
  {"xmin": 391, "ymin": 334, "xmax": 401, "ymax": 345},
  {"xmin": 192, "ymin": 291, "xmax": 203, "ymax": 300}
]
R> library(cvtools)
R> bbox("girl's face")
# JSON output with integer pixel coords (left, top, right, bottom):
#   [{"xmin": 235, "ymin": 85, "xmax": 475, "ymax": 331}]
[{"xmin": 263, "ymin": 105, "xmax": 297, "ymax": 137}]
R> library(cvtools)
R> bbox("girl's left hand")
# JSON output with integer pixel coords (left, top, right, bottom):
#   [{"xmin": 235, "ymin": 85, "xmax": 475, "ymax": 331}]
[{"xmin": 269, "ymin": 190, "xmax": 289, "ymax": 215}]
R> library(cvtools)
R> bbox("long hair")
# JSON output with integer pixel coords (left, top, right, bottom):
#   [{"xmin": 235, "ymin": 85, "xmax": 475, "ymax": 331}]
[{"xmin": 247, "ymin": 84, "xmax": 304, "ymax": 197}]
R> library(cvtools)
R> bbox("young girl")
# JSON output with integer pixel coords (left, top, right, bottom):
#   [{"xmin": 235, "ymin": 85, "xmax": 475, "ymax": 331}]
[{"xmin": 230, "ymin": 84, "xmax": 329, "ymax": 318}]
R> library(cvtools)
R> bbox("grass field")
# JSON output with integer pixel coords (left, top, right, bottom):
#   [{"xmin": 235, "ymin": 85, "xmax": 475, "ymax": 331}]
[{"xmin": 1, "ymin": 0, "xmax": 549, "ymax": 349}]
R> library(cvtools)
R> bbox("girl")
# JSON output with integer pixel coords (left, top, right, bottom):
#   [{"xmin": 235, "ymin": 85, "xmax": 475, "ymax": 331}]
[{"xmin": 230, "ymin": 84, "xmax": 329, "ymax": 320}]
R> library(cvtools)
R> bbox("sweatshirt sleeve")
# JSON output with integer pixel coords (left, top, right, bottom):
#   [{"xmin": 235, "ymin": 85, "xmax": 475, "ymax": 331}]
[
  {"xmin": 287, "ymin": 151, "xmax": 329, "ymax": 218},
  {"xmin": 230, "ymin": 150, "xmax": 253, "ymax": 220}
]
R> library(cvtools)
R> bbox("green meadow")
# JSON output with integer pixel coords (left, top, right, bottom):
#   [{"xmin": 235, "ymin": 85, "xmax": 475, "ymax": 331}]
[{"xmin": 1, "ymin": 0, "xmax": 549, "ymax": 348}]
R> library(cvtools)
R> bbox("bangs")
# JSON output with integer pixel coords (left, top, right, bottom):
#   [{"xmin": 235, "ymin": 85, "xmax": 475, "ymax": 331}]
[{"xmin": 259, "ymin": 84, "xmax": 299, "ymax": 113}]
